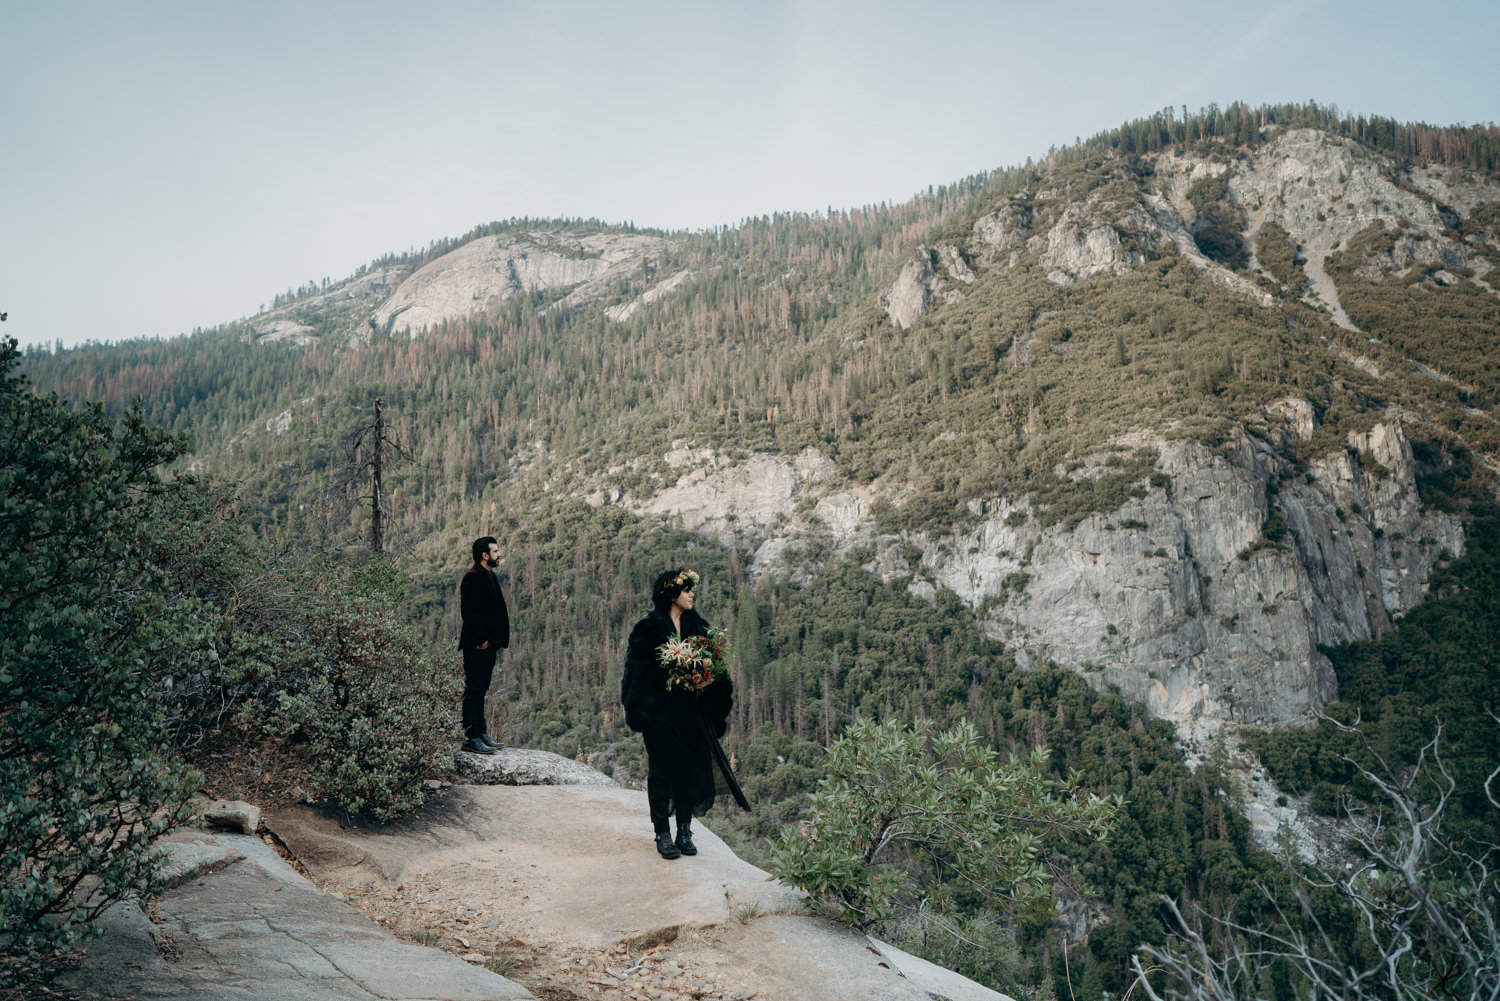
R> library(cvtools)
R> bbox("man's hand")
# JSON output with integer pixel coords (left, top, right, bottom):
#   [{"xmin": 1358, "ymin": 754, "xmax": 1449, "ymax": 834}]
[{"xmin": 477, "ymin": 641, "xmax": 490, "ymax": 650}]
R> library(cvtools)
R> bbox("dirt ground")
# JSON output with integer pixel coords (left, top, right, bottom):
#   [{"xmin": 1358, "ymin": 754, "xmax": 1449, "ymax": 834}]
[{"xmin": 186, "ymin": 735, "xmax": 772, "ymax": 1001}]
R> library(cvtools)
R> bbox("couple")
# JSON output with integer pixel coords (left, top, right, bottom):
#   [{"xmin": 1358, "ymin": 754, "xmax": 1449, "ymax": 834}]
[{"xmin": 456, "ymin": 543, "xmax": 745, "ymax": 858}]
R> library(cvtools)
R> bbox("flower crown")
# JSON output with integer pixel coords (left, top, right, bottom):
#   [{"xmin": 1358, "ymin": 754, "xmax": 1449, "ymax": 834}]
[{"xmin": 658, "ymin": 568, "xmax": 699, "ymax": 596}]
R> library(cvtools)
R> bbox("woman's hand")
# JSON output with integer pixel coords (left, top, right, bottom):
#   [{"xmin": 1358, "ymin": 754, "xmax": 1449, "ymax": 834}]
[{"xmin": 477, "ymin": 641, "xmax": 490, "ymax": 650}]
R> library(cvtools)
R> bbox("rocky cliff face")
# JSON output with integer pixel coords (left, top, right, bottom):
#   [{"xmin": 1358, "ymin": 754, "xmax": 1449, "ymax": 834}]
[
  {"xmin": 246, "ymin": 127, "xmax": 1496, "ymax": 348},
  {"xmin": 252, "ymin": 265, "xmax": 408, "ymax": 344},
  {"xmin": 602, "ymin": 414, "xmax": 1464, "ymax": 730},
  {"xmin": 886, "ymin": 127, "xmax": 1498, "ymax": 335},
  {"xmin": 373, "ymin": 232, "xmax": 673, "ymax": 333},
  {"xmin": 243, "ymin": 233, "xmax": 673, "ymax": 343},
  {"xmin": 908, "ymin": 419, "xmax": 1462, "ymax": 727},
  {"xmin": 229, "ymin": 123, "xmax": 1492, "ymax": 736},
  {"xmin": 789, "ymin": 127, "xmax": 1496, "ymax": 732},
  {"xmin": 881, "ymin": 245, "xmax": 975, "ymax": 328}
]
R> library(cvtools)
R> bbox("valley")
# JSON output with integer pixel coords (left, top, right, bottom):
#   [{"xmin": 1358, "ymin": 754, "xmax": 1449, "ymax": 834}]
[{"xmin": 13, "ymin": 101, "xmax": 1500, "ymax": 999}]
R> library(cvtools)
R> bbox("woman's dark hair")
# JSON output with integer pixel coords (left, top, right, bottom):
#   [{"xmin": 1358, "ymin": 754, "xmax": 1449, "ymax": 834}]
[{"xmin": 652, "ymin": 568, "xmax": 697, "ymax": 615}]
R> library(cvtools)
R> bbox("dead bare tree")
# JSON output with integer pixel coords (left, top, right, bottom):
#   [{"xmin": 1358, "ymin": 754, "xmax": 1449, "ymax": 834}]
[
  {"xmin": 345, "ymin": 397, "xmax": 411, "ymax": 555},
  {"xmin": 1132, "ymin": 717, "xmax": 1500, "ymax": 1001}
]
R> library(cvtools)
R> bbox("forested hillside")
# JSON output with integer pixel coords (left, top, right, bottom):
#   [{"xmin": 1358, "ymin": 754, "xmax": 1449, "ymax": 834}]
[{"xmin": 16, "ymin": 101, "xmax": 1500, "ymax": 998}]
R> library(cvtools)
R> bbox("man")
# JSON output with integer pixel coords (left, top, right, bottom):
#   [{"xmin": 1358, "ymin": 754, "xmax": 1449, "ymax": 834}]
[{"xmin": 458, "ymin": 536, "xmax": 510, "ymax": 754}]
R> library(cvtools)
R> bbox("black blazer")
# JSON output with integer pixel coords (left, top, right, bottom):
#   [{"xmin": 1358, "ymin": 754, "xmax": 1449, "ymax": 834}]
[
  {"xmin": 620, "ymin": 607, "xmax": 732, "ymax": 736},
  {"xmin": 457, "ymin": 565, "xmax": 510, "ymax": 651}
]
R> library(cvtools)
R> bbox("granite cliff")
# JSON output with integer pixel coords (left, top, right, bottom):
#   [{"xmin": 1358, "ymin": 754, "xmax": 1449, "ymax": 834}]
[
  {"xmin": 886, "ymin": 127, "xmax": 1496, "ymax": 333},
  {"xmin": 595, "ymin": 414, "xmax": 1462, "ymax": 730}
]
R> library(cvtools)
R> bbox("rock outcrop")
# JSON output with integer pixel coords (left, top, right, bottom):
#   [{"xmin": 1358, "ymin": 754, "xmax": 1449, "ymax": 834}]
[
  {"xmin": 252, "ymin": 265, "xmax": 407, "ymax": 344},
  {"xmin": 1161, "ymin": 127, "xmax": 1494, "ymax": 329},
  {"xmin": 202, "ymin": 798, "xmax": 262, "ymax": 834},
  {"xmin": 57, "ymin": 770, "xmax": 1010, "ymax": 1001},
  {"xmin": 971, "ymin": 201, "xmax": 1034, "ymax": 266},
  {"xmin": 881, "ymin": 244, "xmax": 973, "ymax": 328},
  {"xmin": 59, "ymin": 829, "xmax": 535, "ymax": 1001},
  {"xmin": 886, "ymin": 127, "xmax": 1499, "ymax": 330},
  {"xmin": 618, "ymin": 417, "xmax": 1463, "ymax": 730},
  {"xmin": 605, "ymin": 268, "xmax": 696, "ymax": 322},
  {"xmin": 268, "ymin": 784, "xmax": 1010, "ymax": 1001},
  {"xmin": 1038, "ymin": 196, "xmax": 1155, "ymax": 284},
  {"xmin": 454, "ymin": 746, "xmax": 621, "ymax": 786},
  {"xmin": 372, "ymin": 232, "xmax": 673, "ymax": 334},
  {"xmin": 926, "ymin": 421, "xmax": 1461, "ymax": 726},
  {"xmin": 616, "ymin": 446, "xmax": 837, "ymax": 547}
]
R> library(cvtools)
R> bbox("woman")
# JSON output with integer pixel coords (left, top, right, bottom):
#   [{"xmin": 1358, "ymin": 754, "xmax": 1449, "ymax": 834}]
[{"xmin": 620, "ymin": 568, "xmax": 735, "ymax": 859}]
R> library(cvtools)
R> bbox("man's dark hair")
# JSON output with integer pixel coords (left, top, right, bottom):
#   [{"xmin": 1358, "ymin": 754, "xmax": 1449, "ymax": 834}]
[{"xmin": 472, "ymin": 536, "xmax": 498, "ymax": 565}]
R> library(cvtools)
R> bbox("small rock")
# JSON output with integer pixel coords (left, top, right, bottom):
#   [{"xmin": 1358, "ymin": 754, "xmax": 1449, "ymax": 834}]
[
  {"xmin": 453, "ymin": 746, "xmax": 619, "ymax": 787},
  {"xmin": 459, "ymin": 952, "xmax": 486, "ymax": 964},
  {"xmin": 202, "ymin": 799, "xmax": 260, "ymax": 835}
]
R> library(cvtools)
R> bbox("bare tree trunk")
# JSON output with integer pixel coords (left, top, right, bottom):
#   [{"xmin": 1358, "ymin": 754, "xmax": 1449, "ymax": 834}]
[
  {"xmin": 370, "ymin": 397, "xmax": 383, "ymax": 555},
  {"xmin": 346, "ymin": 395, "xmax": 410, "ymax": 557}
]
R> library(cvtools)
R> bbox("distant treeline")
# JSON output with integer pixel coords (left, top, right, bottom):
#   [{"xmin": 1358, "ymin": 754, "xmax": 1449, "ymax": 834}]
[{"xmin": 1054, "ymin": 99, "xmax": 1500, "ymax": 175}]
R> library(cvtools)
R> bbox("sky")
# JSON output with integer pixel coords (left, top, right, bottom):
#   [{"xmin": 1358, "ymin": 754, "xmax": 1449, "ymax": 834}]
[{"xmin": 3, "ymin": 0, "xmax": 1498, "ymax": 350}]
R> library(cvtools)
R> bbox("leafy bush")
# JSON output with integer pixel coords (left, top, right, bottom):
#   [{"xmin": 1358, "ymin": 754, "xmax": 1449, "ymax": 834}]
[
  {"xmin": 768, "ymin": 717, "xmax": 1119, "ymax": 930},
  {"xmin": 248, "ymin": 558, "xmax": 459, "ymax": 823},
  {"xmin": 1254, "ymin": 221, "xmax": 1308, "ymax": 295},
  {"xmin": 0, "ymin": 338, "xmax": 206, "ymax": 952}
]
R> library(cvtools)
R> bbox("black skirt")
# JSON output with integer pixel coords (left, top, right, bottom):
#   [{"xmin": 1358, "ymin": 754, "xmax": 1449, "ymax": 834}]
[{"xmin": 643, "ymin": 702, "xmax": 749, "ymax": 816}]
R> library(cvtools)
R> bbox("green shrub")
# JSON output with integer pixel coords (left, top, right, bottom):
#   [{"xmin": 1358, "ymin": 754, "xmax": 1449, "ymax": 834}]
[
  {"xmin": 252, "ymin": 558, "xmax": 459, "ymax": 823},
  {"xmin": 1254, "ymin": 221, "xmax": 1308, "ymax": 295},
  {"xmin": 1185, "ymin": 174, "xmax": 1248, "ymax": 269},
  {"xmin": 0, "ymin": 338, "xmax": 206, "ymax": 952},
  {"xmin": 768, "ymin": 717, "xmax": 1119, "ymax": 929}
]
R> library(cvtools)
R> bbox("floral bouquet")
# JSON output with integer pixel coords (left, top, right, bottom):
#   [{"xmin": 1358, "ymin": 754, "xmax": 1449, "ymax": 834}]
[{"xmin": 658, "ymin": 627, "xmax": 730, "ymax": 692}]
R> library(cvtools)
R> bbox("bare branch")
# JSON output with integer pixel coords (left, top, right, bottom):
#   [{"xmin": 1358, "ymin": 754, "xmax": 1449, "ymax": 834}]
[{"xmin": 1135, "ymin": 716, "xmax": 1500, "ymax": 1001}]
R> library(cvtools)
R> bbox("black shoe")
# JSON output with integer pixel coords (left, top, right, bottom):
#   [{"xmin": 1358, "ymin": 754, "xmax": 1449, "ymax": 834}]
[
  {"xmin": 655, "ymin": 831, "xmax": 681, "ymax": 859},
  {"xmin": 462, "ymin": 737, "xmax": 497, "ymax": 755},
  {"xmin": 480, "ymin": 734, "xmax": 505, "ymax": 751},
  {"xmin": 675, "ymin": 826, "xmax": 697, "ymax": 856}
]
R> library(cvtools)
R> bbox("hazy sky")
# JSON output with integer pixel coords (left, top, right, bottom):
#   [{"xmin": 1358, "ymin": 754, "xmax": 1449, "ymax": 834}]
[{"xmin": 4, "ymin": 0, "xmax": 1497, "ymax": 349}]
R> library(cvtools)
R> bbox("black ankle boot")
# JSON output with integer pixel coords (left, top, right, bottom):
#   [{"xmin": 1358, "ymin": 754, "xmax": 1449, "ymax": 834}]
[
  {"xmin": 674, "ymin": 822, "xmax": 697, "ymax": 856},
  {"xmin": 655, "ymin": 830, "xmax": 681, "ymax": 859}
]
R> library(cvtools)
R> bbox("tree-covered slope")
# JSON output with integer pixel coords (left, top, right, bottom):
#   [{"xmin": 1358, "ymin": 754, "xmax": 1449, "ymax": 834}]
[{"xmin": 15, "ymin": 101, "xmax": 1500, "ymax": 998}]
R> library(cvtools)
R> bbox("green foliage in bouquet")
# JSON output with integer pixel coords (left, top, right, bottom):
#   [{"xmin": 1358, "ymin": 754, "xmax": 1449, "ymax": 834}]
[{"xmin": 658, "ymin": 627, "xmax": 730, "ymax": 692}]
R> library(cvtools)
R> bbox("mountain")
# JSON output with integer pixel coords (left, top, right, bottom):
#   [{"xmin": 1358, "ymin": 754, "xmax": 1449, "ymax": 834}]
[
  {"xmin": 32, "ymin": 105, "xmax": 1498, "ymax": 731},
  {"xmin": 19, "ymin": 100, "xmax": 1500, "ymax": 997}
]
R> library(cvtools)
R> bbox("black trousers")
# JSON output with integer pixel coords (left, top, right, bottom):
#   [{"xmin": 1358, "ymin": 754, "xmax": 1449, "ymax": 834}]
[
  {"xmin": 643, "ymin": 723, "xmax": 708, "ymax": 833},
  {"xmin": 461, "ymin": 646, "xmax": 498, "ymax": 739}
]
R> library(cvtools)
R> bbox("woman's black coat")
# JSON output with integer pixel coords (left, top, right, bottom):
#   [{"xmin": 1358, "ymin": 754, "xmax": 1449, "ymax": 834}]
[{"xmin": 620, "ymin": 607, "xmax": 732, "ymax": 737}]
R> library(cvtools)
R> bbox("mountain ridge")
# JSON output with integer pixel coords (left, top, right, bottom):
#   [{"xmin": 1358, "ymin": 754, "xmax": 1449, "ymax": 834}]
[
  {"xmin": 18, "ymin": 99, "xmax": 1500, "ymax": 999},
  {"xmin": 23, "ymin": 106, "xmax": 1500, "ymax": 739}
]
